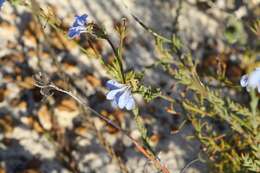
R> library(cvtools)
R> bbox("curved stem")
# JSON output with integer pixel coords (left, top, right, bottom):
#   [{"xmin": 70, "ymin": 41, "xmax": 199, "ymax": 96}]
[
  {"xmin": 34, "ymin": 83, "xmax": 170, "ymax": 173},
  {"xmin": 180, "ymin": 158, "xmax": 200, "ymax": 173}
]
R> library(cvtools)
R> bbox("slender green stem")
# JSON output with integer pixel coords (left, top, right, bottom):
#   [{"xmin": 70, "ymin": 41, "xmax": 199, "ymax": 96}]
[
  {"xmin": 250, "ymin": 90, "xmax": 259, "ymax": 132},
  {"xmin": 105, "ymin": 37, "xmax": 126, "ymax": 83},
  {"xmin": 132, "ymin": 108, "xmax": 157, "ymax": 157}
]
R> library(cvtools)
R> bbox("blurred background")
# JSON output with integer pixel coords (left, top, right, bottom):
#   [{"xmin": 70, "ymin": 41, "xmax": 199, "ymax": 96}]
[{"xmin": 0, "ymin": 0, "xmax": 259, "ymax": 173}]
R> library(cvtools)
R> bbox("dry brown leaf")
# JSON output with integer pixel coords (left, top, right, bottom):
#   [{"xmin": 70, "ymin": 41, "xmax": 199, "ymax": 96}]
[
  {"xmin": 0, "ymin": 167, "xmax": 6, "ymax": 173},
  {"xmin": 0, "ymin": 88, "xmax": 5, "ymax": 102},
  {"xmin": 62, "ymin": 62, "xmax": 80, "ymax": 74},
  {"xmin": 33, "ymin": 120, "xmax": 45, "ymax": 133},
  {"xmin": 55, "ymin": 32, "xmax": 77, "ymax": 50},
  {"xmin": 0, "ymin": 22, "xmax": 18, "ymax": 35},
  {"xmin": 75, "ymin": 126, "xmax": 88, "ymax": 136},
  {"xmin": 27, "ymin": 49, "xmax": 37, "ymax": 58},
  {"xmin": 23, "ymin": 30, "xmax": 37, "ymax": 47},
  {"xmin": 55, "ymin": 80, "xmax": 69, "ymax": 90},
  {"xmin": 85, "ymin": 75, "xmax": 101, "ymax": 87},
  {"xmin": 150, "ymin": 134, "xmax": 160, "ymax": 146},
  {"xmin": 0, "ymin": 115, "xmax": 13, "ymax": 134},
  {"xmin": 54, "ymin": 99, "xmax": 79, "ymax": 128},
  {"xmin": 21, "ymin": 116, "xmax": 34, "ymax": 127},
  {"xmin": 57, "ymin": 99, "xmax": 78, "ymax": 112},
  {"xmin": 28, "ymin": 20, "xmax": 43, "ymax": 39},
  {"xmin": 21, "ymin": 169, "xmax": 41, "ymax": 173},
  {"xmin": 18, "ymin": 77, "xmax": 35, "ymax": 89},
  {"xmin": 50, "ymin": 36, "xmax": 65, "ymax": 50},
  {"xmin": 17, "ymin": 101, "xmax": 27, "ymax": 111},
  {"xmin": 38, "ymin": 105, "xmax": 52, "ymax": 130}
]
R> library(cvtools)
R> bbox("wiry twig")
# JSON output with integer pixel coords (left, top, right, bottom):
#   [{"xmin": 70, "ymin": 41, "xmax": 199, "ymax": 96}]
[
  {"xmin": 121, "ymin": 0, "xmax": 172, "ymax": 43},
  {"xmin": 171, "ymin": 0, "xmax": 183, "ymax": 35},
  {"xmin": 34, "ymin": 82, "xmax": 171, "ymax": 173},
  {"xmin": 180, "ymin": 158, "xmax": 200, "ymax": 173}
]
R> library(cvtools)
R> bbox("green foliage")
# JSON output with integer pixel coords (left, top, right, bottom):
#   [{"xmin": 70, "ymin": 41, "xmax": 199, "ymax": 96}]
[
  {"xmin": 171, "ymin": 35, "xmax": 182, "ymax": 52},
  {"xmin": 136, "ymin": 85, "xmax": 161, "ymax": 102},
  {"xmin": 106, "ymin": 58, "xmax": 125, "ymax": 83},
  {"xmin": 128, "ymin": 12, "xmax": 259, "ymax": 172},
  {"xmin": 224, "ymin": 16, "xmax": 247, "ymax": 45},
  {"xmin": 250, "ymin": 19, "xmax": 260, "ymax": 37},
  {"xmin": 9, "ymin": 0, "xmax": 22, "ymax": 5},
  {"xmin": 242, "ymin": 144, "xmax": 260, "ymax": 172},
  {"xmin": 152, "ymin": 37, "xmax": 259, "ymax": 172}
]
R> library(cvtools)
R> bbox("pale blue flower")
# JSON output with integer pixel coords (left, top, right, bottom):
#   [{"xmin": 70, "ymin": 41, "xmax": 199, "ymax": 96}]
[
  {"xmin": 240, "ymin": 68, "xmax": 260, "ymax": 93},
  {"xmin": 68, "ymin": 14, "xmax": 88, "ymax": 39},
  {"xmin": 106, "ymin": 80, "xmax": 135, "ymax": 110},
  {"xmin": 0, "ymin": 0, "xmax": 5, "ymax": 8}
]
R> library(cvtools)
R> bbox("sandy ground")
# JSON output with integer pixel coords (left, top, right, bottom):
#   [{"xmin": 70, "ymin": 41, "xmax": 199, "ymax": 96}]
[{"xmin": 0, "ymin": 0, "xmax": 258, "ymax": 173}]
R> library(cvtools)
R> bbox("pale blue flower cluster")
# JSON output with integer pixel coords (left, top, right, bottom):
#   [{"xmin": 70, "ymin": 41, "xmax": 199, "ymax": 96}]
[
  {"xmin": 240, "ymin": 67, "xmax": 260, "ymax": 93},
  {"xmin": 0, "ymin": 0, "xmax": 5, "ymax": 8},
  {"xmin": 68, "ymin": 14, "xmax": 88, "ymax": 39},
  {"xmin": 106, "ymin": 80, "xmax": 135, "ymax": 110}
]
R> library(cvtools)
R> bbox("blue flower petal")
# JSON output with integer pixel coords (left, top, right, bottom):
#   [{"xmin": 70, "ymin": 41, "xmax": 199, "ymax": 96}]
[
  {"xmin": 68, "ymin": 27, "xmax": 79, "ymax": 38},
  {"xmin": 68, "ymin": 26, "xmax": 86, "ymax": 39},
  {"xmin": 126, "ymin": 95, "xmax": 135, "ymax": 110},
  {"xmin": 106, "ymin": 79, "xmax": 135, "ymax": 110},
  {"xmin": 111, "ymin": 99, "xmax": 118, "ymax": 108},
  {"xmin": 73, "ymin": 14, "xmax": 88, "ymax": 27},
  {"xmin": 118, "ymin": 89, "xmax": 131, "ymax": 109},
  {"xmin": 106, "ymin": 87, "xmax": 125, "ymax": 100},
  {"xmin": 114, "ymin": 91, "xmax": 123, "ymax": 104},
  {"xmin": 0, "ymin": 0, "xmax": 5, "ymax": 8},
  {"xmin": 240, "ymin": 75, "xmax": 248, "ymax": 87},
  {"xmin": 68, "ymin": 14, "xmax": 88, "ymax": 39},
  {"xmin": 106, "ymin": 80, "xmax": 125, "ymax": 90}
]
